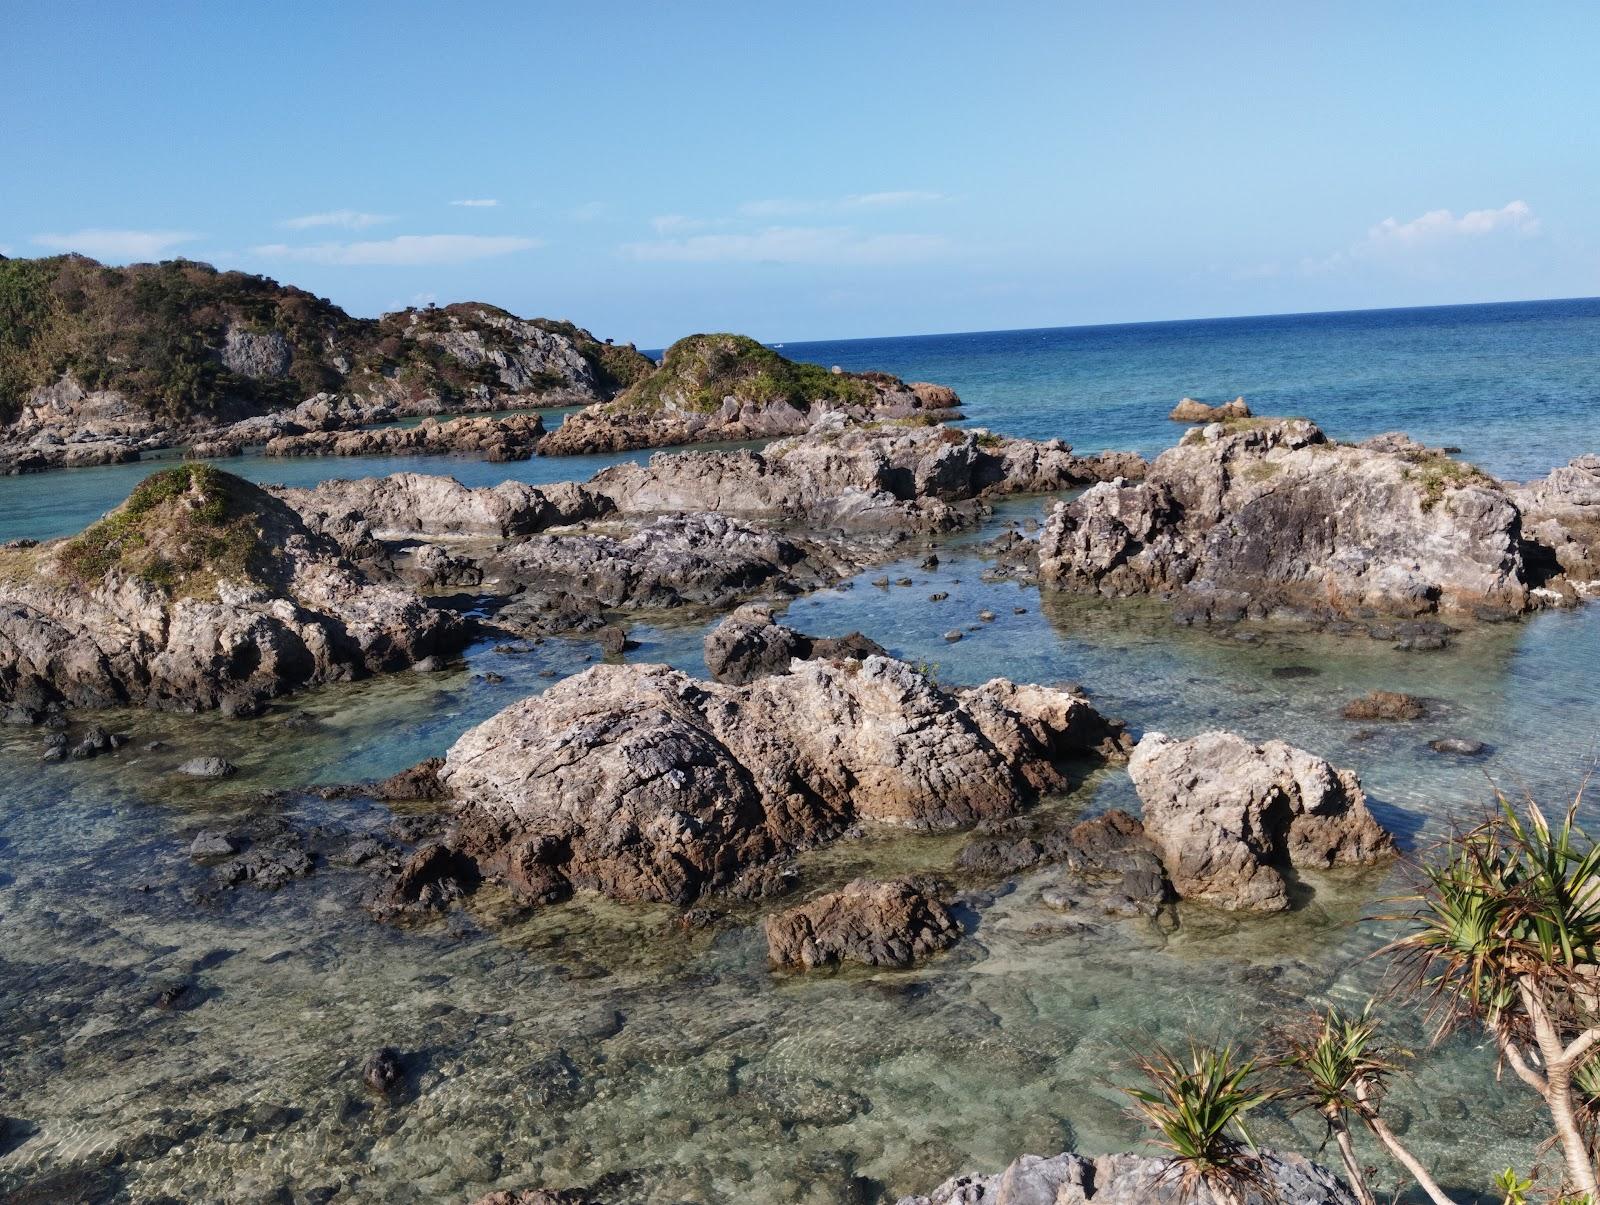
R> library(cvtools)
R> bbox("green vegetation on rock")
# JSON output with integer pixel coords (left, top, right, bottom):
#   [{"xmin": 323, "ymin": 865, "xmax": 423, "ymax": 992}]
[
  {"xmin": 58, "ymin": 463, "xmax": 272, "ymax": 596},
  {"xmin": 621, "ymin": 333, "xmax": 878, "ymax": 414}
]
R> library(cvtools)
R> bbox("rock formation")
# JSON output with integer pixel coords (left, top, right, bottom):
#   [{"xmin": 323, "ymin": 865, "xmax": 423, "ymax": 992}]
[
  {"xmin": 703, "ymin": 605, "xmax": 887, "ymax": 683},
  {"xmin": 1514, "ymin": 452, "xmax": 1600, "ymax": 591},
  {"xmin": 440, "ymin": 657, "xmax": 1126, "ymax": 905},
  {"xmin": 263, "ymin": 412, "xmax": 546, "ymax": 460},
  {"xmin": 1127, "ymin": 730, "xmax": 1395, "ymax": 911},
  {"xmin": 1170, "ymin": 396, "xmax": 1250, "ymax": 422},
  {"xmin": 0, "ymin": 464, "xmax": 465, "ymax": 718},
  {"xmin": 1039, "ymin": 418, "xmax": 1537, "ymax": 624},
  {"xmin": 763, "ymin": 877, "xmax": 962, "ymax": 969},
  {"xmin": 0, "ymin": 254, "xmax": 648, "ymax": 472},
  {"xmin": 537, "ymin": 332, "xmax": 961, "ymax": 455},
  {"xmin": 895, "ymin": 1150, "xmax": 1356, "ymax": 1205}
]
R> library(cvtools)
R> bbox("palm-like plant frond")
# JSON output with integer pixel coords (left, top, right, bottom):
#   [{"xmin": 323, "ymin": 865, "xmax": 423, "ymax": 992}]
[{"xmin": 1280, "ymin": 1002, "xmax": 1407, "ymax": 1118}]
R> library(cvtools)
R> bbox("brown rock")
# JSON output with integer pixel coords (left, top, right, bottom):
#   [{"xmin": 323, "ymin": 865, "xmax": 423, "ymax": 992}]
[
  {"xmin": 1169, "ymin": 396, "xmax": 1250, "ymax": 422},
  {"xmin": 1340, "ymin": 690, "xmax": 1426, "ymax": 721},
  {"xmin": 764, "ymin": 878, "xmax": 962, "ymax": 969}
]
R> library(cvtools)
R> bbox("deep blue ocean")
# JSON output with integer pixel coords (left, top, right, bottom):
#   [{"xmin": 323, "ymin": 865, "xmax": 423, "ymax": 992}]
[{"xmin": 785, "ymin": 297, "xmax": 1600, "ymax": 482}]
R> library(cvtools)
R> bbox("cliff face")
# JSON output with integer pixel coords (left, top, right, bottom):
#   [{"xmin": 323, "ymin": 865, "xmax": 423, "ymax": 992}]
[{"xmin": 0, "ymin": 254, "xmax": 649, "ymax": 463}]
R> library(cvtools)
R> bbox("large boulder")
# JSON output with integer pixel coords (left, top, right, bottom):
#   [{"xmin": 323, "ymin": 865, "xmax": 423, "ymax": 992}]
[
  {"xmin": 537, "ymin": 333, "xmax": 961, "ymax": 455},
  {"xmin": 1128, "ymin": 731, "xmax": 1395, "ymax": 911},
  {"xmin": 1514, "ymin": 453, "xmax": 1600, "ymax": 590},
  {"xmin": 896, "ymin": 1150, "xmax": 1356, "ymax": 1205},
  {"xmin": 703, "ymin": 605, "xmax": 887, "ymax": 683},
  {"xmin": 763, "ymin": 877, "xmax": 962, "ymax": 969},
  {"xmin": 1169, "ymin": 396, "xmax": 1249, "ymax": 422},
  {"xmin": 1038, "ymin": 418, "xmax": 1535, "ymax": 624},
  {"xmin": 442, "ymin": 658, "xmax": 1126, "ymax": 905},
  {"xmin": 0, "ymin": 464, "xmax": 464, "ymax": 717}
]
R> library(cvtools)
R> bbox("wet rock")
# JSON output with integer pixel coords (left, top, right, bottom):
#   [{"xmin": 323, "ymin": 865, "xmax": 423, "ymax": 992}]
[
  {"xmin": 944, "ymin": 630, "xmax": 963, "ymax": 642},
  {"xmin": 929, "ymin": 591, "xmax": 948, "ymax": 602},
  {"xmin": 217, "ymin": 842, "xmax": 314, "ymax": 889},
  {"xmin": 1129, "ymin": 731, "xmax": 1395, "ymax": 911},
  {"xmin": 413, "ymin": 655, "xmax": 445, "ymax": 673},
  {"xmin": 365, "ymin": 843, "xmax": 482, "ymax": 921},
  {"xmin": 764, "ymin": 878, "xmax": 962, "ymax": 969},
  {"xmin": 1271, "ymin": 665, "xmax": 1319, "ymax": 680},
  {"xmin": 1039, "ymin": 418, "xmax": 1541, "ymax": 626},
  {"xmin": 177, "ymin": 756, "xmax": 237, "ymax": 779},
  {"xmin": 1341, "ymin": 690, "xmax": 1426, "ymax": 721},
  {"xmin": 445, "ymin": 658, "xmax": 1127, "ymax": 905},
  {"xmin": 372, "ymin": 756, "xmax": 445, "ymax": 801},
  {"xmin": 895, "ymin": 1149, "xmax": 1356, "ymax": 1205},
  {"xmin": 471, "ymin": 1189, "xmax": 591, "ymax": 1205},
  {"xmin": 702, "ymin": 605, "xmax": 887, "ymax": 684},
  {"xmin": 1429, "ymin": 736, "xmax": 1488, "ymax": 757},
  {"xmin": 978, "ymin": 610, "xmax": 996, "ymax": 621},
  {"xmin": 189, "ymin": 830, "xmax": 239, "ymax": 859},
  {"xmin": 593, "ymin": 623, "xmax": 629, "ymax": 655},
  {"xmin": 921, "ymin": 554, "xmax": 940, "ymax": 569},
  {"xmin": 362, "ymin": 1047, "xmax": 404, "ymax": 1096}
]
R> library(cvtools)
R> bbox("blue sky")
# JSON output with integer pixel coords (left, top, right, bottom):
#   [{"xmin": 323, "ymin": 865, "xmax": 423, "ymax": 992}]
[{"xmin": 3, "ymin": 1, "xmax": 1596, "ymax": 345}]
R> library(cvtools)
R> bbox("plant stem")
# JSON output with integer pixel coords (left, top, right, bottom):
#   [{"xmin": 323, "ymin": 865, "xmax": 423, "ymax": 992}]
[
  {"xmin": 1329, "ymin": 1109, "xmax": 1377, "ymax": 1205},
  {"xmin": 1352, "ymin": 1081, "xmax": 1459, "ymax": 1205},
  {"xmin": 1518, "ymin": 979, "xmax": 1600, "ymax": 1199}
]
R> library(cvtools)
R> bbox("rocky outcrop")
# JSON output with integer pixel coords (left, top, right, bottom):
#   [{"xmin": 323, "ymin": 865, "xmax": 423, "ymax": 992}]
[
  {"xmin": 895, "ymin": 1150, "xmax": 1356, "ymax": 1205},
  {"xmin": 538, "ymin": 332, "xmax": 961, "ymax": 455},
  {"xmin": 1170, "ymin": 396, "xmax": 1249, "ymax": 422},
  {"xmin": 763, "ymin": 877, "xmax": 962, "ymax": 969},
  {"xmin": 441, "ymin": 658, "xmax": 1126, "ymax": 905},
  {"xmin": 1127, "ymin": 731, "xmax": 1395, "ymax": 911},
  {"xmin": 591, "ymin": 425, "xmax": 1145, "ymax": 533},
  {"xmin": 1039, "ymin": 418, "xmax": 1537, "ymax": 625},
  {"xmin": 1515, "ymin": 453, "xmax": 1600, "ymax": 590},
  {"xmin": 0, "ymin": 464, "xmax": 465, "ymax": 718},
  {"xmin": 263, "ymin": 413, "xmax": 545, "ymax": 460},
  {"xmin": 703, "ymin": 605, "xmax": 888, "ymax": 683},
  {"xmin": 0, "ymin": 254, "xmax": 647, "ymax": 472}
]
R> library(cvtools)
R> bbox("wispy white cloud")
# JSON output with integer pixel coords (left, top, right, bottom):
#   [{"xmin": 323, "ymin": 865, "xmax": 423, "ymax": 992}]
[
  {"xmin": 620, "ymin": 225, "xmax": 947, "ymax": 267},
  {"xmin": 1301, "ymin": 200, "xmax": 1541, "ymax": 276},
  {"xmin": 738, "ymin": 191, "xmax": 945, "ymax": 218},
  {"xmin": 282, "ymin": 209, "xmax": 393, "ymax": 231},
  {"xmin": 1365, "ymin": 200, "xmax": 1539, "ymax": 246},
  {"xmin": 451, "ymin": 198, "xmax": 499, "ymax": 208},
  {"xmin": 32, "ymin": 228, "xmax": 199, "ymax": 260},
  {"xmin": 252, "ymin": 233, "xmax": 542, "ymax": 266}
]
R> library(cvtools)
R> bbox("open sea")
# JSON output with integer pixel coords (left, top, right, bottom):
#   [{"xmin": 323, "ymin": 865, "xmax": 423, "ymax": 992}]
[{"xmin": 2, "ymin": 297, "xmax": 1599, "ymax": 1204}]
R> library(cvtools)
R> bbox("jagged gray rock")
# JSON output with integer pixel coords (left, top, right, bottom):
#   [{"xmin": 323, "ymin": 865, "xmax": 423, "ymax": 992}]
[
  {"xmin": 264, "ymin": 412, "xmax": 545, "ymax": 460},
  {"xmin": 703, "ymin": 605, "xmax": 888, "ymax": 683},
  {"xmin": 895, "ymin": 1150, "xmax": 1356, "ymax": 1204},
  {"xmin": 443, "ymin": 657, "xmax": 1127, "ymax": 905},
  {"xmin": 1039, "ymin": 418, "xmax": 1538, "ymax": 624},
  {"xmin": 1128, "ymin": 730, "xmax": 1395, "ymax": 911}
]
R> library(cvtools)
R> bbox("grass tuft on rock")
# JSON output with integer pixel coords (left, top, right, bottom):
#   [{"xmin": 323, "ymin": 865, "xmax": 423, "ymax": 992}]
[{"xmin": 58, "ymin": 463, "xmax": 271, "ymax": 596}]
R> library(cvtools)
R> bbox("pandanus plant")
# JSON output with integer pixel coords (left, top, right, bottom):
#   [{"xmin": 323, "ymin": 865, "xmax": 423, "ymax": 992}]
[
  {"xmin": 1278, "ymin": 1003, "xmax": 1456, "ymax": 1205},
  {"xmin": 1382, "ymin": 792, "xmax": 1600, "ymax": 1200},
  {"xmin": 1122, "ymin": 1041, "xmax": 1275, "ymax": 1204}
]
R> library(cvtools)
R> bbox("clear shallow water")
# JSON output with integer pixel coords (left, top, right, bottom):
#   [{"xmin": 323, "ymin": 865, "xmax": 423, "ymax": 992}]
[{"xmin": 3, "ymin": 302, "xmax": 1600, "ymax": 1202}]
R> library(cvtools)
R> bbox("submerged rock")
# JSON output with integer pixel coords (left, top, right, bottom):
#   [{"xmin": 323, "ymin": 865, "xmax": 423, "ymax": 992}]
[
  {"xmin": 1038, "ymin": 418, "xmax": 1539, "ymax": 626},
  {"xmin": 895, "ymin": 1149, "xmax": 1356, "ymax": 1205},
  {"xmin": 443, "ymin": 657, "xmax": 1127, "ymax": 905},
  {"xmin": 764, "ymin": 877, "xmax": 962, "ymax": 970},
  {"xmin": 1340, "ymin": 690, "xmax": 1426, "ymax": 721},
  {"xmin": 0, "ymin": 464, "xmax": 466, "ymax": 715},
  {"xmin": 703, "ymin": 605, "xmax": 888, "ymax": 684},
  {"xmin": 1128, "ymin": 730, "xmax": 1395, "ymax": 911},
  {"xmin": 1429, "ymin": 736, "xmax": 1488, "ymax": 757},
  {"xmin": 364, "ymin": 844, "xmax": 482, "ymax": 921},
  {"xmin": 177, "ymin": 756, "xmax": 237, "ymax": 779},
  {"xmin": 362, "ymin": 1047, "xmax": 404, "ymax": 1096}
]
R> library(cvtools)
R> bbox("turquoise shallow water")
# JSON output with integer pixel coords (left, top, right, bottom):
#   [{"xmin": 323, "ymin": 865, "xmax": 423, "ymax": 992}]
[{"xmin": 2, "ymin": 302, "xmax": 1600, "ymax": 1203}]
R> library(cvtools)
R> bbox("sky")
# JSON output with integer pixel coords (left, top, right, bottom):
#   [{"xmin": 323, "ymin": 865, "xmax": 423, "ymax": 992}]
[{"xmin": 2, "ymin": 1, "xmax": 1597, "ymax": 346}]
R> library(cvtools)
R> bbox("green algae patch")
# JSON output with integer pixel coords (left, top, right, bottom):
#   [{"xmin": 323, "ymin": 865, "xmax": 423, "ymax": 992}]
[
  {"xmin": 620, "ymin": 333, "xmax": 878, "ymax": 415},
  {"xmin": 1401, "ymin": 451, "xmax": 1500, "ymax": 510},
  {"xmin": 58, "ymin": 463, "xmax": 274, "ymax": 596}
]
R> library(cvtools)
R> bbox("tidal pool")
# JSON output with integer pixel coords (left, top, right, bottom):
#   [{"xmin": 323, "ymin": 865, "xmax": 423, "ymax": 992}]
[{"xmin": 0, "ymin": 501, "xmax": 1590, "ymax": 1204}]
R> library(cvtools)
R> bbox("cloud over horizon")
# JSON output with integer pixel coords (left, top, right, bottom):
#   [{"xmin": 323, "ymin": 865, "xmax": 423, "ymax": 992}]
[
  {"xmin": 450, "ymin": 199, "xmax": 499, "ymax": 208},
  {"xmin": 1301, "ymin": 200, "xmax": 1542, "ymax": 276},
  {"xmin": 281, "ymin": 210, "xmax": 394, "ymax": 231},
  {"xmin": 620, "ymin": 225, "xmax": 947, "ymax": 267},
  {"xmin": 31, "ymin": 229, "xmax": 200, "ymax": 260},
  {"xmin": 251, "ymin": 233, "xmax": 542, "ymax": 266}
]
